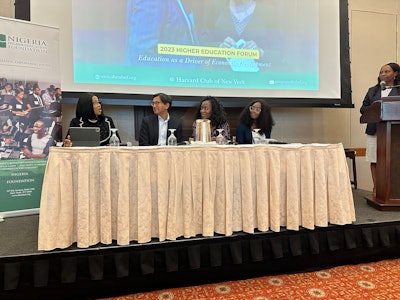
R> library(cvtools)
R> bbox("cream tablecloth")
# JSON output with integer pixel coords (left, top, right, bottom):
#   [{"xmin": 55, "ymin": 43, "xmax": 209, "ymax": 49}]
[{"xmin": 38, "ymin": 143, "xmax": 355, "ymax": 250}]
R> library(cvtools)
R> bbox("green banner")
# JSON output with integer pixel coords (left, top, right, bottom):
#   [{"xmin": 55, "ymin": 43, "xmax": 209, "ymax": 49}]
[
  {"xmin": 0, "ymin": 17, "xmax": 60, "ymax": 217},
  {"xmin": 0, "ymin": 159, "xmax": 47, "ymax": 212}
]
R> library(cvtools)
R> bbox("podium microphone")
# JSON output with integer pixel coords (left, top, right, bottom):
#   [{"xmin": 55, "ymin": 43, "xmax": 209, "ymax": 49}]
[{"xmin": 380, "ymin": 81, "xmax": 386, "ymax": 90}]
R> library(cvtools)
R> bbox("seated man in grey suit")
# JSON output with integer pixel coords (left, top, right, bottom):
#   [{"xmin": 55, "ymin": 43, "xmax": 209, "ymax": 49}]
[{"xmin": 139, "ymin": 93, "xmax": 183, "ymax": 146}]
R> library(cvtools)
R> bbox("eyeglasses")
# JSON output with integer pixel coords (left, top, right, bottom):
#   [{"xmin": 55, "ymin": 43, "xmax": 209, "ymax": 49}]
[
  {"xmin": 151, "ymin": 101, "xmax": 162, "ymax": 106},
  {"xmin": 249, "ymin": 106, "xmax": 261, "ymax": 113}
]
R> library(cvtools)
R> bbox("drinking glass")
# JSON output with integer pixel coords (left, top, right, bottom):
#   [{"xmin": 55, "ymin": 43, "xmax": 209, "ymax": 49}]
[
  {"xmin": 109, "ymin": 128, "xmax": 120, "ymax": 147},
  {"xmin": 216, "ymin": 129, "xmax": 225, "ymax": 145},
  {"xmin": 167, "ymin": 129, "xmax": 177, "ymax": 146},
  {"xmin": 253, "ymin": 128, "xmax": 262, "ymax": 144}
]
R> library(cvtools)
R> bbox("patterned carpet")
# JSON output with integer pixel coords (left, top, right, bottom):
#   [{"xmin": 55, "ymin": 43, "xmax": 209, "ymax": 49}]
[{"xmin": 100, "ymin": 258, "xmax": 400, "ymax": 299}]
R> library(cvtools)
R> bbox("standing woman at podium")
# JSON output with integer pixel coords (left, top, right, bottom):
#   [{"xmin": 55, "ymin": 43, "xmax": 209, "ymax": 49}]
[{"xmin": 360, "ymin": 62, "xmax": 400, "ymax": 197}]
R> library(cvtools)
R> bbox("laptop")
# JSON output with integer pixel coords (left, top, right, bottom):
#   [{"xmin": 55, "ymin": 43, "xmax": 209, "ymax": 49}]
[{"xmin": 69, "ymin": 127, "xmax": 100, "ymax": 147}]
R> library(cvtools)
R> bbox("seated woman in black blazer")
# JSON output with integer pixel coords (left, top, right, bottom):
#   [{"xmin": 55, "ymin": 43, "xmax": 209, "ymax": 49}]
[
  {"xmin": 64, "ymin": 92, "xmax": 120, "ymax": 146},
  {"xmin": 236, "ymin": 99, "xmax": 275, "ymax": 144}
]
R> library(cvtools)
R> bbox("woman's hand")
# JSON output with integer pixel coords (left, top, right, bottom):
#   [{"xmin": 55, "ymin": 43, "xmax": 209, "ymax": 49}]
[{"xmin": 63, "ymin": 135, "xmax": 73, "ymax": 147}]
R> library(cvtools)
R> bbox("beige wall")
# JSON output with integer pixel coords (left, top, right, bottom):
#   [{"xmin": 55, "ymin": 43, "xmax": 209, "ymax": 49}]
[
  {"xmin": 0, "ymin": 0, "xmax": 14, "ymax": 18},
  {"xmin": 349, "ymin": 0, "xmax": 400, "ymax": 190},
  {"xmin": 1, "ymin": 0, "xmax": 400, "ymax": 191}
]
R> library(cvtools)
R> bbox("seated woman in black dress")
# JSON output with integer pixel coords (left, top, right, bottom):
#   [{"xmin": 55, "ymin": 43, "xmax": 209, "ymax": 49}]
[
  {"xmin": 236, "ymin": 99, "xmax": 275, "ymax": 144},
  {"xmin": 64, "ymin": 92, "xmax": 120, "ymax": 146}
]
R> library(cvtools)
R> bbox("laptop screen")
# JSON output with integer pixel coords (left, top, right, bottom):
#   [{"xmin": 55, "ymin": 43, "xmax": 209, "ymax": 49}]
[{"xmin": 69, "ymin": 127, "xmax": 100, "ymax": 147}]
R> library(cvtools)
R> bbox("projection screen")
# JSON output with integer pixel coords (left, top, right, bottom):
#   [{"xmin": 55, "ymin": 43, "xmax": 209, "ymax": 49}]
[{"xmin": 31, "ymin": 0, "xmax": 351, "ymax": 107}]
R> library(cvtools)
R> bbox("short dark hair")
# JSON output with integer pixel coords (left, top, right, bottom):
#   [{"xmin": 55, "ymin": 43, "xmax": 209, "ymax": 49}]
[
  {"xmin": 153, "ymin": 93, "xmax": 172, "ymax": 107},
  {"xmin": 374, "ymin": 62, "xmax": 400, "ymax": 95},
  {"xmin": 387, "ymin": 62, "xmax": 400, "ymax": 84}
]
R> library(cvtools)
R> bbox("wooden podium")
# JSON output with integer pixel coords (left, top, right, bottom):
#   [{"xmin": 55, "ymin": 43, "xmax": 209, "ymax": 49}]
[{"xmin": 360, "ymin": 97, "xmax": 400, "ymax": 211}]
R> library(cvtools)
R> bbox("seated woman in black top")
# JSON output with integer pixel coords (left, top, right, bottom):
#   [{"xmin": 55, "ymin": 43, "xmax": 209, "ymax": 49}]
[
  {"xmin": 64, "ymin": 92, "xmax": 120, "ymax": 146},
  {"xmin": 236, "ymin": 99, "xmax": 275, "ymax": 144}
]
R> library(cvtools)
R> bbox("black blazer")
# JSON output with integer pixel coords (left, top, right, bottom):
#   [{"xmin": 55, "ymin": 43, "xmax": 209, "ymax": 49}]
[
  {"xmin": 139, "ymin": 114, "xmax": 183, "ymax": 146},
  {"xmin": 360, "ymin": 86, "xmax": 400, "ymax": 135}
]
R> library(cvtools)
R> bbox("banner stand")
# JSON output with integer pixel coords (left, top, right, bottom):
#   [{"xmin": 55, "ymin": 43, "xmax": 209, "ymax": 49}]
[{"xmin": 0, "ymin": 17, "xmax": 60, "ymax": 218}]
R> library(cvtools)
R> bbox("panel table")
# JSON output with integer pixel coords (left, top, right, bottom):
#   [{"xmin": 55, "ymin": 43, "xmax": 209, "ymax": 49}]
[{"xmin": 38, "ymin": 143, "xmax": 355, "ymax": 250}]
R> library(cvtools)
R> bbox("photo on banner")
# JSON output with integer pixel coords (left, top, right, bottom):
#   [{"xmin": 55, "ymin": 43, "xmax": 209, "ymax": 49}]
[{"xmin": 0, "ymin": 17, "xmax": 60, "ymax": 217}]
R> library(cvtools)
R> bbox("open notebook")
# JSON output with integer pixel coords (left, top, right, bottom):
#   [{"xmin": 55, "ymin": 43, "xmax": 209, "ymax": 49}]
[{"xmin": 69, "ymin": 127, "xmax": 100, "ymax": 147}]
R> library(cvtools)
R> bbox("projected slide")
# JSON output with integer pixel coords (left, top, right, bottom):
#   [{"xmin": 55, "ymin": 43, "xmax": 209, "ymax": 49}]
[{"xmin": 72, "ymin": 0, "xmax": 319, "ymax": 92}]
